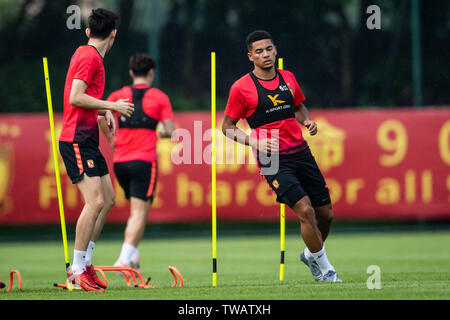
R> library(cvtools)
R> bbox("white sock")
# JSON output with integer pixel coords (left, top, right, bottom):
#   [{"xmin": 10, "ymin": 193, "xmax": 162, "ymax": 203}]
[
  {"xmin": 310, "ymin": 246, "xmax": 334, "ymax": 273},
  {"xmin": 118, "ymin": 243, "xmax": 137, "ymax": 265},
  {"xmin": 131, "ymin": 247, "xmax": 140, "ymax": 263},
  {"xmin": 72, "ymin": 250, "xmax": 86, "ymax": 275},
  {"xmin": 304, "ymin": 247, "xmax": 313, "ymax": 260},
  {"xmin": 85, "ymin": 241, "xmax": 95, "ymax": 266}
]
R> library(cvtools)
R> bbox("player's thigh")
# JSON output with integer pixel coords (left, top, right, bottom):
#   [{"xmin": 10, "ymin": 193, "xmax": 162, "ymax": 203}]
[
  {"xmin": 128, "ymin": 161, "xmax": 155, "ymax": 202},
  {"xmin": 59, "ymin": 141, "xmax": 88, "ymax": 184},
  {"xmin": 291, "ymin": 195, "xmax": 317, "ymax": 221},
  {"xmin": 78, "ymin": 145, "xmax": 108, "ymax": 180},
  {"xmin": 264, "ymin": 165, "xmax": 307, "ymax": 208},
  {"xmin": 296, "ymin": 156, "xmax": 331, "ymax": 208},
  {"xmin": 129, "ymin": 196, "xmax": 152, "ymax": 217},
  {"xmin": 314, "ymin": 203, "xmax": 334, "ymax": 223},
  {"xmin": 77, "ymin": 174, "xmax": 104, "ymax": 208},
  {"xmin": 99, "ymin": 173, "xmax": 115, "ymax": 207},
  {"xmin": 114, "ymin": 162, "xmax": 131, "ymax": 199}
]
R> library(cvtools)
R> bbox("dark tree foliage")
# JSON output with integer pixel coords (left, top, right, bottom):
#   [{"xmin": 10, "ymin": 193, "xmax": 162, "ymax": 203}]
[{"xmin": 0, "ymin": 0, "xmax": 448, "ymax": 112}]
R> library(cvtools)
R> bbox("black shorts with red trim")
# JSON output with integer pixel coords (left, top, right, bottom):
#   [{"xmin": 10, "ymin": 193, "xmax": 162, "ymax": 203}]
[
  {"xmin": 262, "ymin": 146, "xmax": 331, "ymax": 208},
  {"xmin": 113, "ymin": 160, "xmax": 157, "ymax": 202},
  {"xmin": 59, "ymin": 141, "xmax": 109, "ymax": 184}
]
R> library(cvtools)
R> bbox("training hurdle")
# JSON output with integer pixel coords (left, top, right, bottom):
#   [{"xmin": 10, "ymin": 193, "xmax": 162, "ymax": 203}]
[
  {"xmin": 95, "ymin": 265, "xmax": 183, "ymax": 288},
  {"xmin": 94, "ymin": 266, "xmax": 154, "ymax": 288},
  {"xmin": 54, "ymin": 265, "xmax": 183, "ymax": 290},
  {"xmin": 0, "ymin": 270, "xmax": 23, "ymax": 292}
]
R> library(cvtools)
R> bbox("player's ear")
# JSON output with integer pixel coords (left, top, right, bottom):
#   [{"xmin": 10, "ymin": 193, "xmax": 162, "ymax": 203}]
[
  {"xmin": 148, "ymin": 69, "xmax": 155, "ymax": 79},
  {"xmin": 129, "ymin": 69, "xmax": 134, "ymax": 79},
  {"xmin": 109, "ymin": 29, "xmax": 117, "ymax": 39},
  {"xmin": 247, "ymin": 51, "xmax": 254, "ymax": 62},
  {"xmin": 85, "ymin": 28, "xmax": 91, "ymax": 38}
]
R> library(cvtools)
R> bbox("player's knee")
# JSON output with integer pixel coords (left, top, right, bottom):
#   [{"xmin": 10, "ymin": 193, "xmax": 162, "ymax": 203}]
[
  {"xmin": 88, "ymin": 194, "xmax": 105, "ymax": 213},
  {"xmin": 321, "ymin": 205, "xmax": 334, "ymax": 224},
  {"xmin": 104, "ymin": 194, "xmax": 115, "ymax": 211},
  {"xmin": 293, "ymin": 202, "xmax": 316, "ymax": 224},
  {"xmin": 326, "ymin": 210, "xmax": 334, "ymax": 224},
  {"xmin": 130, "ymin": 207, "xmax": 147, "ymax": 221}
]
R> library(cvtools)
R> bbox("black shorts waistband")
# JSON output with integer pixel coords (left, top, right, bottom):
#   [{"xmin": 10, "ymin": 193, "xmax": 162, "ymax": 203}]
[{"xmin": 257, "ymin": 143, "xmax": 311, "ymax": 168}]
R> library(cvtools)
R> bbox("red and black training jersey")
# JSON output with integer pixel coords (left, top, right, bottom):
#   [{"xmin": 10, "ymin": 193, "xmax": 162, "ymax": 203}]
[
  {"xmin": 107, "ymin": 85, "xmax": 173, "ymax": 163},
  {"xmin": 225, "ymin": 69, "xmax": 306, "ymax": 155},
  {"xmin": 60, "ymin": 45, "xmax": 105, "ymax": 147}
]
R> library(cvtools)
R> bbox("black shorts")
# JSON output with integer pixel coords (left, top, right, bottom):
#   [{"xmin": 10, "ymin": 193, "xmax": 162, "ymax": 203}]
[
  {"xmin": 114, "ymin": 161, "xmax": 157, "ymax": 202},
  {"xmin": 59, "ymin": 141, "xmax": 109, "ymax": 184},
  {"xmin": 262, "ymin": 146, "xmax": 331, "ymax": 208}
]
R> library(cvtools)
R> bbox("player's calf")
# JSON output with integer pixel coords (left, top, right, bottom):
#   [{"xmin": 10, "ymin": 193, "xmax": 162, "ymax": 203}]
[{"xmin": 314, "ymin": 204, "xmax": 334, "ymax": 242}]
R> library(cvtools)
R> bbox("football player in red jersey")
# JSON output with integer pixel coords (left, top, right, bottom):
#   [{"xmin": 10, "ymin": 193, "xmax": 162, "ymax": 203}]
[
  {"xmin": 222, "ymin": 30, "xmax": 341, "ymax": 282},
  {"xmin": 59, "ymin": 8, "xmax": 134, "ymax": 291},
  {"xmin": 100, "ymin": 53, "xmax": 174, "ymax": 274}
]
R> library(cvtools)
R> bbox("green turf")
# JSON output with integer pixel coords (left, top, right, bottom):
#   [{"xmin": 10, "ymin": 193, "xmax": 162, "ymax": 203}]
[{"xmin": 0, "ymin": 231, "xmax": 449, "ymax": 300}]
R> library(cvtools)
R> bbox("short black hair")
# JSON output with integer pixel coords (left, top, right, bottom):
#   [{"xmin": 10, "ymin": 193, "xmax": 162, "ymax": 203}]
[
  {"xmin": 129, "ymin": 53, "xmax": 156, "ymax": 77},
  {"xmin": 246, "ymin": 30, "xmax": 274, "ymax": 52},
  {"xmin": 88, "ymin": 8, "xmax": 119, "ymax": 40}
]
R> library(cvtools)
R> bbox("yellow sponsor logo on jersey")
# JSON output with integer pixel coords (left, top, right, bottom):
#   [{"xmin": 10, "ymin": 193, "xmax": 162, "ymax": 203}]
[{"xmin": 267, "ymin": 94, "xmax": 286, "ymax": 107}]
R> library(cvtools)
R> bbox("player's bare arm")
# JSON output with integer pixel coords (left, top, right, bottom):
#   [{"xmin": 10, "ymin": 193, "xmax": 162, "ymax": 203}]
[
  {"xmin": 158, "ymin": 119, "xmax": 175, "ymax": 138},
  {"xmin": 221, "ymin": 115, "xmax": 278, "ymax": 154},
  {"xmin": 98, "ymin": 116, "xmax": 116, "ymax": 149},
  {"xmin": 98, "ymin": 111, "xmax": 116, "ymax": 140},
  {"xmin": 70, "ymin": 79, "xmax": 135, "ymax": 117},
  {"xmin": 295, "ymin": 103, "xmax": 317, "ymax": 136}
]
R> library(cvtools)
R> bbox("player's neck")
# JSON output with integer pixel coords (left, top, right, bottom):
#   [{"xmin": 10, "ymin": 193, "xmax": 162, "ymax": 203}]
[
  {"xmin": 133, "ymin": 77, "xmax": 152, "ymax": 86},
  {"xmin": 252, "ymin": 66, "xmax": 276, "ymax": 80},
  {"xmin": 87, "ymin": 39, "xmax": 109, "ymax": 58}
]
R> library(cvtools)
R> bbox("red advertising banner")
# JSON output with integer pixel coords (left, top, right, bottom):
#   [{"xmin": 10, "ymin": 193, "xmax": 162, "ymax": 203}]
[{"xmin": 0, "ymin": 109, "xmax": 449, "ymax": 224}]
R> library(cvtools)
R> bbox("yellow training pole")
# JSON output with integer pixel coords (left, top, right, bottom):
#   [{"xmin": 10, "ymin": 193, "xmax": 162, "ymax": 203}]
[
  {"xmin": 211, "ymin": 52, "xmax": 217, "ymax": 287},
  {"xmin": 43, "ymin": 57, "xmax": 72, "ymax": 291},
  {"xmin": 280, "ymin": 203, "xmax": 286, "ymax": 280},
  {"xmin": 278, "ymin": 57, "xmax": 286, "ymax": 281}
]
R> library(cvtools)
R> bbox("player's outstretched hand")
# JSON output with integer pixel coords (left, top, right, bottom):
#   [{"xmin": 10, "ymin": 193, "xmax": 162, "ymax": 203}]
[
  {"xmin": 113, "ymin": 98, "xmax": 134, "ymax": 117},
  {"xmin": 303, "ymin": 119, "xmax": 318, "ymax": 136}
]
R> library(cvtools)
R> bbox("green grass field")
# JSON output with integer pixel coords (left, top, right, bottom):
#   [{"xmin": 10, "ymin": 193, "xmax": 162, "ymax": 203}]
[{"xmin": 1, "ymin": 230, "xmax": 449, "ymax": 300}]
